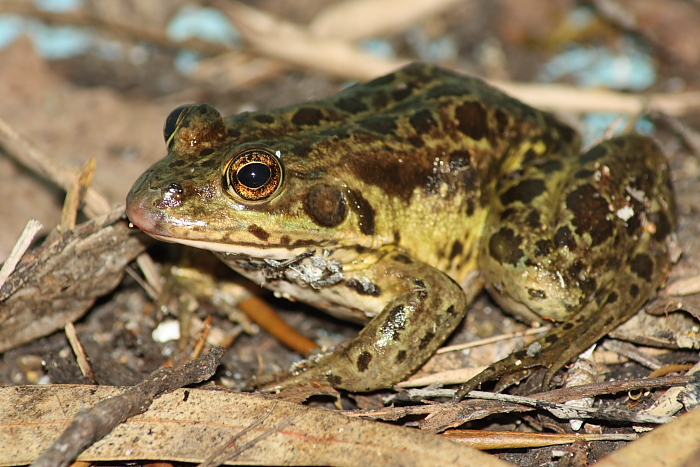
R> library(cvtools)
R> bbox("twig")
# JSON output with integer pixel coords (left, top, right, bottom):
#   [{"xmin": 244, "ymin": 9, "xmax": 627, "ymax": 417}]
[
  {"xmin": 463, "ymin": 390, "xmax": 673, "ymax": 424},
  {"xmin": 436, "ymin": 327, "xmax": 550, "ymax": 354},
  {"xmin": 357, "ymin": 374, "xmax": 691, "ymax": 417},
  {"xmin": 0, "ymin": 219, "xmax": 42, "ymax": 289},
  {"xmin": 0, "ymin": 116, "xmax": 110, "ymax": 218},
  {"xmin": 60, "ymin": 157, "xmax": 96, "ymax": 232},
  {"xmin": 602, "ymin": 340, "xmax": 664, "ymax": 370},
  {"xmin": 30, "ymin": 347, "xmax": 226, "ymax": 467},
  {"xmin": 65, "ymin": 322, "xmax": 98, "ymax": 384}
]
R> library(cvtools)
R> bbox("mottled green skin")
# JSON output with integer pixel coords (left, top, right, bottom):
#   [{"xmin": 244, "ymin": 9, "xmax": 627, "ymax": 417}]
[{"xmin": 127, "ymin": 64, "xmax": 676, "ymax": 394}]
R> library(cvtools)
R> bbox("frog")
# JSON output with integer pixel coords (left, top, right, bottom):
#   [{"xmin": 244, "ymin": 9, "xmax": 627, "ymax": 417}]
[{"xmin": 126, "ymin": 63, "xmax": 676, "ymax": 397}]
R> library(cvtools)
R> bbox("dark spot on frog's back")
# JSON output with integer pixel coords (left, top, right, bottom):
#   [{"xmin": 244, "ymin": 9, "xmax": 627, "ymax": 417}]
[
  {"xmin": 575, "ymin": 169, "xmax": 595, "ymax": 179},
  {"xmin": 455, "ymin": 101, "xmax": 488, "ymax": 141},
  {"xmin": 419, "ymin": 331, "xmax": 435, "ymax": 350},
  {"xmin": 303, "ymin": 184, "xmax": 347, "ymax": 228},
  {"xmin": 566, "ymin": 184, "xmax": 613, "ymax": 246},
  {"xmin": 198, "ymin": 159, "xmax": 218, "ymax": 170},
  {"xmin": 489, "ymin": 227, "xmax": 524, "ymax": 266},
  {"xmin": 357, "ymin": 351, "xmax": 373, "ymax": 372},
  {"xmin": 500, "ymin": 179, "xmax": 546, "ymax": 205},
  {"xmin": 535, "ymin": 239, "xmax": 551, "ymax": 256},
  {"xmin": 630, "ymin": 253, "xmax": 654, "ymax": 282},
  {"xmin": 391, "ymin": 85, "xmax": 413, "ymax": 102},
  {"xmin": 630, "ymin": 284, "xmax": 640, "ymax": 298},
  {"xmin": 528, "ymin": 288, "xmax": 546, "ymax": 300},
  {"xmin": 409, "ymin": 109, "xmax": 438, "ymax": 134},
  {"xmin": 580, "ymin": 145, "xmax": 607, "ymax": 163},
  {"xmin": 393, "ymin": 253, "xmax": 413, "ymax": 264},
  {"xmin": 555, "ymin": 226, "xmax": 576, "ymax": 250},
  {"xmin": 651, "ymin": 210, "xmax": 673, "ymax": 242},
  {"xmin": 491, "ymin": 109, "xmax": 510, "ymax": 145},
  {"xmin": 347, "ymin": 190, "xmax": 375, "ymax": 235},
  {"xmin": 335, "ymin": 97, "xmax": 368, "ymax": 114},
  {"xmin": 347, "ymin": 146, "xmax": 433, "ymax": 202},
  {"xmin": 254, "ymin": 114, "xmax": 275, "ymax": 124},
  {"xmin": 358, "ymin": 116, "xmax": 398, "ymax": 135},
  {"xmin": 396, "ymin": 350, "xmax": 407, "ymax": 364},
  {"xmin": 449, "ymin": 240, "xmax": 463, "ymax": 261},
  {"xmin": 425, "ymin": 84, "xmax": 472, "ymax": 100},
  {"xmin": 247, "ymin": 224, "xmax": 269, "ymax": 241},
  {"xmin": 538, "ymin": 159, "xmax": 564, "ymax": 174},
  {"xmin": 525, "ymin": 210, "xmax": 541, "ymax": 228},
  {"xmin": 292, "ymin": 107, "xmax": 324, "ymax": 126},
  {"xmin": 407, "ymin": 135, "xmax": 424, "ymax": 148}
]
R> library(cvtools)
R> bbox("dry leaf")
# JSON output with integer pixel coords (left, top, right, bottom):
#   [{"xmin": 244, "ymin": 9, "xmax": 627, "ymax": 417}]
[{"xmin": 0, "ymin": 385, "xmax": 511, "ymax": 467}]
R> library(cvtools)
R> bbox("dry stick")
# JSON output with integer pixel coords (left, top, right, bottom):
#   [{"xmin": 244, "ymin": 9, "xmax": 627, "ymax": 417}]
[
  {"xmin": 442, "ymin": 429, "xmax": 638, "ymax": 450},
  {"xmin": 65, "ymin": 322, "xmax": 99, "ymax": 384},
  {"xmin": 60, "ymin": 157, "xmax": 97, "ymax": 232},
  {"xmin": 30, "ymin": 347, "xmax": 226, "ymax": 467},
  {"xmin": 0, "ymin": 116, "xmax": 111, "ymax": 218},
  {"xmin": 349, "ymin": 374, "xmax": 691, "ymax": 418},
  {"xmin": 437, "ymin": 327, "xmax": 551, "ymax": 354},
  {"xmin": 0, "ymin": 219, "xmax": 43, "ymax": 289}
]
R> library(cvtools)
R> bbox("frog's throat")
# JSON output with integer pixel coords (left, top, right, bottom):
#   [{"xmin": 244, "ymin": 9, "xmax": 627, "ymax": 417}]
[{"xmin": 138, "ymin": 231, "xmax": 326, "ymax": 261}]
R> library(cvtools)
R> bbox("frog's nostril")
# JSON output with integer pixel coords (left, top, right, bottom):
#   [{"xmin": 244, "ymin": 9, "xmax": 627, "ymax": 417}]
[{"xmin": 167, "ymin": 182, "xmax": 184, "ymax": 194}]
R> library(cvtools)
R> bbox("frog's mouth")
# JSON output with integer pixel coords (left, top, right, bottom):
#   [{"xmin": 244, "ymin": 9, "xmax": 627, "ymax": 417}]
[{"xmin": 126, "ymin": 192, "xmax": 327, "ymax": 261}]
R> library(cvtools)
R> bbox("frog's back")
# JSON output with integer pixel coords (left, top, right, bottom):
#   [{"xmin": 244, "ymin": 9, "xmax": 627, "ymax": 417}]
[{"xmin": 223, "ymin": 64, "xmax": 580, "ymax": 282}]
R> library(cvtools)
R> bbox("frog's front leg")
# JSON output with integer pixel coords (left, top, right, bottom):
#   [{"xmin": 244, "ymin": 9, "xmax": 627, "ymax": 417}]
[{"xmin": 261, "ymin": 250, "xmax": 470, "ymax": 393}]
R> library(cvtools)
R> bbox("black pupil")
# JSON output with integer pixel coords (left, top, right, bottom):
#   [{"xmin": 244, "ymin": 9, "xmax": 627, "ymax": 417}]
[{"xmin": 237, "ymin": 163, "xmax": 271, "ymax": 188}]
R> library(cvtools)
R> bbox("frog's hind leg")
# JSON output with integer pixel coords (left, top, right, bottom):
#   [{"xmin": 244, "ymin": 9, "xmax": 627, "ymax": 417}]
[{"xmin": 458, "ymin": 134, "xmax": 676, "ymax": 399}]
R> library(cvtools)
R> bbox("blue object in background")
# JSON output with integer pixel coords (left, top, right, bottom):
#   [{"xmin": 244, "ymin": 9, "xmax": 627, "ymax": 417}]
[
  {"xmin": 540, "ymin": 38, "xmax": 656, "ymax": 92},
  {"xmin": 174, "ymin": 50, "xmax": 202, "ymax": 76},
  {"xmin": 581, "ymin": 113, "xmax": 655, "ymax": 147},
  {"xmin": 359, "ymin": 38, "xmax": 396, "ymax": 60},
  {"xmin": 0, "ymin": 15, "xmax": 24, "ymax": 50},
  {"xmin": 0, "ymin": 14, "xmax": 91, "ymax": 59},
  {"xmin": 34, "ymin": 0, "xmax": 82, "ymax": 13},
  {"xmin": 166, "ymin": 5, "xmax": 239, "ymax": 45},
  {"xmin": 29, "ymin": 21, "xmax": 92, "ymax": 59}
]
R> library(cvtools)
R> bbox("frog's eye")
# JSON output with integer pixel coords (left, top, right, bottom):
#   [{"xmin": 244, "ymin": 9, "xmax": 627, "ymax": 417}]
[
  {"xmin": 163, "ymin": 105, "xmax": 193, "ymax": 145},
  {"xmin": 225, "ymin": 148, "xmax": 282, "ymax": 201}
]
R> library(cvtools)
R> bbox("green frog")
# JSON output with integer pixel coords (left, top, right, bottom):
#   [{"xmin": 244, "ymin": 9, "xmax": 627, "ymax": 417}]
[{"xmin": 126, "ymin": 64, "xmax": 676, "ymax": 397}]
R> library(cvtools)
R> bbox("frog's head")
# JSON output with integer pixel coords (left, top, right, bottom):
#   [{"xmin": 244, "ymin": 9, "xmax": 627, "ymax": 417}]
[{"xmin": 126, "ymin": 104, "xmax": 380, "ymax": 261}]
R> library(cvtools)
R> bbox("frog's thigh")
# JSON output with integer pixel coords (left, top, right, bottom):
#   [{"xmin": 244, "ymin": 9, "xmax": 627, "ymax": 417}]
[
  {"xmin": 480, "ymin": 134, "xmax": 675, "ymax": 328},
  {"xmin": 295, "ymin": 251, "xmax": 468, "ymax": 392}
]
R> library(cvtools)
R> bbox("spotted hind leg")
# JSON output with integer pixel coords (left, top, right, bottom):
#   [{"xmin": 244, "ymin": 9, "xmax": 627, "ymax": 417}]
[{"xmin": 456, "ymin": 134, "xmax": 676, "ymax": 399}]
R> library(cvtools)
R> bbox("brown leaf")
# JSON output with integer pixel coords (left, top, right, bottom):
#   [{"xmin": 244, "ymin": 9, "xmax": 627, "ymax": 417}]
[{"xmin": 0, "ymin": 385, "xmax": 511, "ymax": 467}]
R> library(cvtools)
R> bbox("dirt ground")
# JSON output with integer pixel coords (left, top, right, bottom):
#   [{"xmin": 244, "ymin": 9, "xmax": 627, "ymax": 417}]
[{"xmin": 2, "ymin": 1, "xmax": 700, "ymax": 466}]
